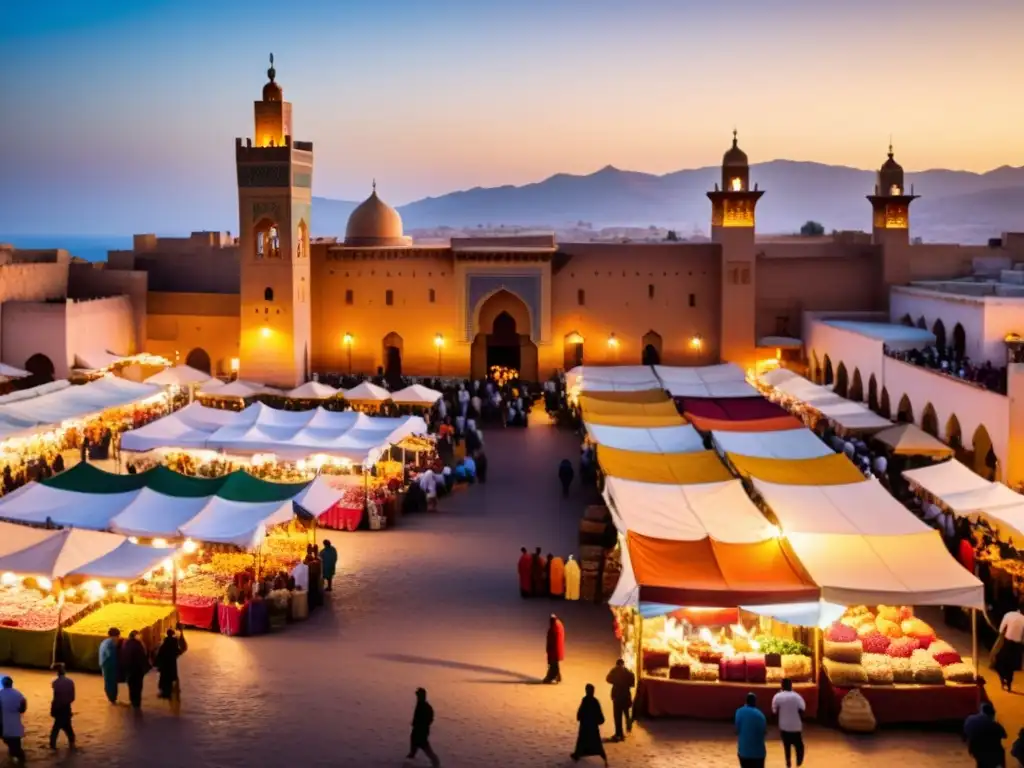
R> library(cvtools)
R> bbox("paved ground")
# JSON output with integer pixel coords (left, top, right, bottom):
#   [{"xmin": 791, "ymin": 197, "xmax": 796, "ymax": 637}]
[{"xmin": 0, "ymin": 417, "xmax": 995, "ymax": 766}]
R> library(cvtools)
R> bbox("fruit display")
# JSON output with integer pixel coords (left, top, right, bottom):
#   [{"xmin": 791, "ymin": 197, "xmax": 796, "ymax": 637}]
[
  {"xmin": 885, "ymin": 636, "xmax": 921, "ymax": 658},
  {"xmin": 862, "ymin": 653, "xmax": 894, "ymax": 685},
  {"xmin": 910, "ymin": 648, "xmax": 945, "ymax": 683},
  {"xmin": 942, "ymin": 661, "xmax": 976, "ymax": 683},
  {"xmin": 928, "ymin": 640, "xmax": 963, "ymax": 667},
  {"xmin": 65, "ymin": 603, "xmax": 176, "ymax": 637},
  {"xmin": 0, "ymin": 588, "xmax": 91, "ymax": 631},
  {"xmin": 755, "ymin": 636, "xmax": 811, "ymax": 657}
]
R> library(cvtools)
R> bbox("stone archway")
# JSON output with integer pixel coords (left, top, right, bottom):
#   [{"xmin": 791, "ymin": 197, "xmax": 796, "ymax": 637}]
[
  {"xmin": 867, "ymin": 374, "xmax": 879, "ymax": 412},
  {"xmin": 185, "ymin": 348, "xmax": 212, "ymax": 375},
  {"xmin": 563, "ymin": 331, "xmax": 584, "ymax": 371},
  {"xmin": 849, "ymin": 369, "xmax": 864, "ymax": 402},
  {"xmin": 641, "ymin": 331, "xmax": 663, "ymax": 366},
  {"xmin": 953, "ymin": 323, "xmax": 966, "ymax": 359},
  {"xmin": 971, "ymin": 424, "xmax": 997, "ymax": 480},
  {"xmin": 24, "ymin": 353, "xmax": 55, "ymax": 387},
  {"xmin": 823, "ymin": 355, "xmax": 834, "ymax": 386},
  {"xmin": 921, "ymin": 403, "xmax": 939, "ymax": 437},
  {"xmin": 834, "ymin": 362, "xmax": 849, "ymax": 398},
  {"xmin": 471, "ymin": 289, "xmax": 538, "ymax": 381},
  {"xmin": 382, "ymin": 332, "xmax": 403, "ymax": 381},
  {"xmin": 879, "ymin": 388, "xmax": 892, "ymax": 419},
  {"xmin": 897, "ymin": 394, "xmax": 914, "ymax": 424}
]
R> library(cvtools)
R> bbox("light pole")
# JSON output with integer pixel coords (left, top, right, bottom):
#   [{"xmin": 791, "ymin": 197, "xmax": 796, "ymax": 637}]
[
  {"xmin": 434, "ymin": 333, "xmax": 444, "ymax": 376},
  {"xmin": 343, "ymin": 332, "xmax": 353, "ymax": 374}
]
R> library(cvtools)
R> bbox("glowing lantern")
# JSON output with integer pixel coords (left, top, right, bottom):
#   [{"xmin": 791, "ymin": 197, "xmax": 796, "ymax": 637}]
[
  {"xmin": 115, "ymin": 582, "xmax": 128, "ymax": 594},
  {"xmin": 37, "ymin": 577, "xmax": 52, "ymax": 591},
  {"xmin": 0, "ymin": 572, "xmax": 17, "ymax": 586},
  {"xmin": 182, "ymin": 538, "xmax": 198, "ymax": 555}
]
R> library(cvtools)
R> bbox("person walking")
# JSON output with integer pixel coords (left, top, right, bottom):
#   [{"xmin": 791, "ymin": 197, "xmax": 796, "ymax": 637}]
[
  {"xmin": 320, "ymin": 539, "xmax": 339, "ymax": 592},
  {"xmin": 558, "ymin": 459, "xmax": 574, "ymax": 497},
  {"xmin": 407, "ymin": 688, "xmax": 441, "ymax": 767},
  {"xmin": 532, "ymin": 548, "xmax": 548, "ymax": 597},
  {"xmin": 49, "ymin": 663, "xmax": 76, "ymax": 751},
  {"xmin": 155, "ymin": 627, "xmax": 188, "ymax": 701},
  {"xmin": 98, "ymin": 627, "xmax": 121, "ymax": 703},
  {"xmin": 964, "ymin": 702, "xmax": 1007, "ymax": 768},
  {"xmin": 735, "ymin": 692, "xmax": 767, "ymax": 768},
  {"xmin": 995, "ymin": 606, "xmax": 1024, "ymax": 691},
  {"xmin": 121, "ymin": 630, "xmax": 150, "ymax": 709},
  {"xmin": 771, "ymin": 678, "xmax": 806, "ymax": 767},
  {"xmin": 0, "ymin": 676, "xmax": 27, "ymax": 764},
  {"xmin": 606, "ymin": 658, "xmax": 635, "ymax": 741},
  {"xmin": 517, "ymin": 547, "xmax": 533, "ymax": 598},
  {"xmin": 544, "ymin": 614, "xmax": 565, "ymax": 684},
  {"xmin": 570, "ymin": 684, "xmax": 608, "ymax": 766}
]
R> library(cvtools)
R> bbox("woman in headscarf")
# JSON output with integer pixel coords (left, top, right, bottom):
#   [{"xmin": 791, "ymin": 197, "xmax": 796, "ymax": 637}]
[
  {"xmin": 120, "ymin": 630, "xmax": 150, "ymax": 709},
  {"xmin": 571, "ymin": 684, "xmax": 608, "ymax": 766}
]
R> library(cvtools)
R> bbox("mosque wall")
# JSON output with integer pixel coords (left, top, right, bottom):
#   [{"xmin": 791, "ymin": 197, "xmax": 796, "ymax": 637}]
[
  {"xmin": 906, "ymin": 244, "xmax": 988, "ymax": 282},
  {"xmin": 66, "ymin": 296, "xmax": 136, "ymax": 365},
  {"xmin": 1, "ymin": 302, "xmax": 69, "ymax": 377},
  {"xmin": 68, "ymin": 263, "xmax": 148, "ymax": 357},
  {"xmin": 145, "ymin": 292, "xmax": 241, "ymax": 376},
  {"xmin": 0, "ymin": 261, "xmax": 70, "ymax": 369}
]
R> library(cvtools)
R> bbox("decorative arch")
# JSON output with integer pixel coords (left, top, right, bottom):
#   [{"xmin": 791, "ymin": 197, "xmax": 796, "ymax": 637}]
[
  {"xmin": 946, "ymin": 414, "xmax": 962, "ymax": 449},
  {"xmin": 564, "ymin": 331, "xmax": 584, "ymax": 370},
  {"xmin": 916, "ymin": 316, "xmax": 927, "ymax": 330},
  {"xmin": 254, "ymin": 217, "xmax": 281, "ymax": 260},
  {"xmin": 900, "ymin": 314, "xmax": 914, "ymax": 327},
  {"xmin": 834, "ymin": 362, "xmax": 849, "ymax": 398},
  {"xmin": 867, "ymin": 374, "xmax": 879, "ymax": 411},
  {"xmin": 971, "ymin": 425, "xmax": 997, "ymax": 480},
  {"xmin": 472, "ymin": 288, "xmax": 533, "ymax": 342},
  {"xmin": 471, "ymin": 290, "xmax": 538, "ymax": 380},
  {"xmin": 641, "ymin": 331, "xmax": 663, "ymax": 366},
  {"xmin": 896, "ymin": 394, "xmax": 914, "ymax": 424},
  {"xmin": 264, "ymin": 287, "xmax": 274, "ymax": 302},
  {"xmin": 879, "ymin": 388, "xmax": 892, "ymax": 419},
  {"xmin": 185, "ymin": 348, "xmax": 212, "ymax": 375},
  {"xmin": 932, "ymin": 319, "xmax": 946, "ymax": 351},
  {"xmin": 849, "ymin": 368, "xmax": 864, "ymax": 402},
  {"xmin": 953, "ymin": 323, "xmax": 967, "ymax": 359},
  {"xmin": 823, "ymin": 355, "xmax": 834, "ymax": 386},
  {"xmin": 382, "ymin": 332, "xmax": 403, "ymax": 380},
  {"xmin": 296, "ymin": 219, "xmax": 309, "ymax": 260},
  {"xmin": 920, "ymin": 403, "xmax": 939, "ymax": 437},
  {"xmin": 23, "ymin": 353, "xmax": 55, "ymax": 386}
]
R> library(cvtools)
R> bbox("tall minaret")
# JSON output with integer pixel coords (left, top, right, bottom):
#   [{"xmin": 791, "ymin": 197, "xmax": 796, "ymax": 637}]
[
  {"xmin": 236, "ymin": 54, "xmax": 314, "ymax": 387},
  {"xmin": 867, "ymin": 142, "xmax": 919, "ymax": 288},
  {"xmin": 707, "ymin": 130, "xmax": 764, "ymax": 368}
]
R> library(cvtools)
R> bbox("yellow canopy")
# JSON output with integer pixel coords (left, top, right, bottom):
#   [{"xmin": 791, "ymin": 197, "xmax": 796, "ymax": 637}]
[
  {"xmin": 599, "ymin": 447, "xmax": 732, "ymax": 484},
  {"xmin": 873, "ymin": 423, "xmax": 954, "ymax": 458},
  {"xmin": 577, "ymin": 389, "xmax": 668, "ymax": 405},
  {"xmin": 582, "ymin": 412, "xmax": 685, "ymax": 427},
  {"xmin": 728, "ymin": 452, "xmax": 866, "ymax": 485},
  {"xmin": 580, "ymin": 394, "xmax": 678, "ymax": 417}
]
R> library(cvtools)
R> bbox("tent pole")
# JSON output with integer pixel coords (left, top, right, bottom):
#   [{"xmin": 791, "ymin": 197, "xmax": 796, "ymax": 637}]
[
  {"xmin": 635, "ymin": 611, "xmax": 643, "ymax": 684},
  {"xmin": 172, "ymin": 554, "xmax": 178, "ymax": 608},
  {"xmin": 52, "ymin": 578, "xmax": 64, "ymax": 667},
  {"xmin": 813, "ymin": 627, "xmax": 821, "ymax": 679},
  {"xmin": 972, "ymin": 608, "xmax": 979, "ymax": 678}
]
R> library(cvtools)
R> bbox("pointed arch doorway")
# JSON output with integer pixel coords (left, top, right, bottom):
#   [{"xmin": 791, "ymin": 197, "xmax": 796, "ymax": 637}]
[{"xmin": 470, "ymin": 289, "xmax": 539, "ymax": 381}]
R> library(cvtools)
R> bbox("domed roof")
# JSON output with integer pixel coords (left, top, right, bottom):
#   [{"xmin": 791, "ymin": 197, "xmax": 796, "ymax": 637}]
[
  {"xmin": 723, "ymin": 130, "xmax": 748, "ymax": 167},
  {"xmin": 880, "ymin": 145, "xmax": 902, "ymax": 173},
  {"xmin": 344, "ymin": 184, "xmax": 409, "ymax": 247},
  {"xmin": 262, "ymin": 54, "xmax": 282, "ymax": 102}
]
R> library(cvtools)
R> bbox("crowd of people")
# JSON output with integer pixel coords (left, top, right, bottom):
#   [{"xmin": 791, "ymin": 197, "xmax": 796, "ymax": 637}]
[
  {"xmin": 517, "ymin": 548, "xmax": 582, "ymax": 600},
  {"xmin": 887, "ymin": 345, "xmax": 1008, "ymax": 395}
]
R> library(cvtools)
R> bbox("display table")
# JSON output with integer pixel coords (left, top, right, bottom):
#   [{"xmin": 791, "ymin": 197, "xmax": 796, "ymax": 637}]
[
  {"xmin": 63, "ymin": 604, "xmax": 177, "ymax": 672},
  {"xmin": 218, "ymin": 602, "xmax": 247, "ymax": 637},
  {"xmin": 636, "ymin": 677, "xmax": 819, "ymax": 720},
  {"xmin": 176, "ymin": 601, "xmax": 217, "ymax": 630},
  {"xmin": 0, "ymin": 626, "xmax": 57, "ymax": 668},
  {"xmin": 819, "ymin": 673, "xmax": 981, "ymax": 725},
  {"xmin": 318, "ymin": 504, "xmax": 363, "ymax": 531}
]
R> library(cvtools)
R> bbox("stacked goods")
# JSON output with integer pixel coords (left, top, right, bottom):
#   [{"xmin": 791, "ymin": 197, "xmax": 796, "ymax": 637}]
[
  {"xmin": 885, "ymin": 637, "xmax": 921, "ymax": 658},
  {"xmin": 910, "ymin": 648, "xmax": 945, "ymax": 684},
  {"xmin": 823, "ymin": 658, "xmax": 868, "ymax": 686},
  {"xmin": 943, "ymin": 660, "xmax": 976, "ymax": 683},
  {"xmin": 744, "ymin": 653, "xmax": 767, "ymax": 683},
  {"xmin": 690, "ymin": 662, "xmax": 720, "ymax": 682},
  {"xmin": 862, "ymin": 653, "xmax": 894, "ymax": 685},
  {"xmin": 0, "ymin": 591, "xmax": 90, "ymax": 631},
  {"xmin": 719, "ymin": 656, "xmax": 746, "ymax": 682},
  {"xmin": 927, "ymin": 640, "xmax": 963, "ymax": 667},
  {"xmin": 63, "ymin": 602, "xmax": 177, "ymax": 672},
  {"xmin": 901, "ymin": 618, "xmax": 937, "ymax": 649},
  {"xmin": 889, "ymin": 657, "xmax": 914, "ymax": 683}
]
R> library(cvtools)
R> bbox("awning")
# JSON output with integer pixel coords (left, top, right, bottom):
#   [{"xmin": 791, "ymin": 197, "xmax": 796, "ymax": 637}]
[
  {"xmin": 712, "ymin": 428, "xmax": 832, "ymax": 460},
  {"xmin": 286, "ymin": 381, "xmax": 340, "ymax": 400},
  {"xmin": 145, "ymin": 365, "xmax": 214, "ymax": 387},
  {"xmin": 760, "ymin": 368, "xmax": 799, "ymax": 388},
  {"xmin": 679, "ymin": 397, "xmax": 789, "ymax": 422},
  {"xmin": 74, "ymin": 350, "xmax": 129, "ymax": 370},
  {"xmin": 64, "ymin": 539, "xmax": 174, "ymax": 581},
  {"xmin": 585, "ymin": 423, "xmax": 704, "ymax": 454},
  {"xmin": 598, "ymin": 447, "xmax": 732, "ymax": 484},
  {"xmin": 343, "ymin": 381, "xmax": 391, "ymax": 403},
  {"xmin": 390, "ymin": 384, "xmax": 442, "ymax": 406},
  {"xmin": 580, "ymin": 412, "xmax": 685, "ymax": 428},
  {"xmin": 728, "ymin": 453, "xmax": 867, "ymax": 485},
  {"xmin": 654, "ymin": 364, "xmax": 758, "ymax": 398},
  {"xmin": 605, "ymin": 477, "xmax": 776, "ymax": 542},
  {"xmin": 575, "ymin": 389, "xmax": 668, "ymax": 405},
  {"xmin": 688, "ymin": 414, "xmax": 803, "ymax": 433},
  {"xmin": 567, "ymin": 365, "xmax": 663, "ymax": 393},
  {"xmin": 903, "ymin": 460, "xmax": 992, "ymax": 498},
  {"xmin": 199, "ymin": 380, "xmax": 268, "ymax": 399},
  {"xmin": 903, "ymin": 460, "xmax": 1024, "ymax": 539},
  {"xmin": 579, "ymin": 394, "xmax": 679, "ymax": 419},
  {"xmin": 0, "ymin": 527, "xmax": 125, "ymax": 579},
  {"xmin": 824, "ymin": 320, "xmax": 936, "ymax": 351},
  {"xmin": 0, "ymin": 521, "xmax": 60, "ymax": 558},
  {"xmin": 874, "ymin": 423, "xmax": 954, "ymax": 458},
  {"xmin": 615, "ymin": 531, "xmax": 819, "ymax": 608}
]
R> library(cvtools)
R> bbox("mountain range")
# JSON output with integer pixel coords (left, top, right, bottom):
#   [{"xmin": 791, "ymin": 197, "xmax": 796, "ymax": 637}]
[{"xmin": 312, "ymin": 161, "xmax": 1024, "ymax": 244}]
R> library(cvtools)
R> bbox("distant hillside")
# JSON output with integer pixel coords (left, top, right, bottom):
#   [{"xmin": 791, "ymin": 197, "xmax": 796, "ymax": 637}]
[{"xmin": 311, "ymin": 161, "xmax": 1024, "ymax": 244}]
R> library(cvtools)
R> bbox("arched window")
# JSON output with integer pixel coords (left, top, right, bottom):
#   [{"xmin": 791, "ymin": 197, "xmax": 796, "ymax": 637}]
[
  {"xmin": 255, "ymin": 220, "xmax": 281, "ymax": 260},
  {"xmin": 953, "ymin": 323, "xmax": 966, "ymax": 359},
  {"xmin": 648, "ymin": 284, "xmax": 655, "ymax": 299},
  {"xmin": 428, "ymin": 288, "xmax": 436, "ymax": 303},
  {"xmin": 264, "ymin": 287, "xmax": 274, "ymax": 302},
  {"xmin": 385, "ymin": 289, "xmax": 394, "ymax": 306},
  {"xmin": 577, "ymin": 289, "xmax": 585, "ymax": 306},
  {"xmin": 345, "ymin": 290, "xmax": 354, "ymax": 305},
  {"xmin": 688, "ymin": 293, "xmax": 696, "ymax": 307},
  {"xmin": 297, "ymin": 220, "xmax": 308, "ymax": 259}
]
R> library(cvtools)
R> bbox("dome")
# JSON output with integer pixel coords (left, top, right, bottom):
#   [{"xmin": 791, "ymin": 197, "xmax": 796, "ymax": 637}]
[
  {"xmin": 723, "ymin": 130, "xmax": 748, "ymax": 167},
  {"xmin": 880, "ymin": 148, "xmax": 902, "ymax": 173},
  {"xmin": 262, "ymin": 54, "xmax": 282, "ymax": 102},
  {"xmin": 344, "ymin": 185, "xmax": 410, "ymax": 247}
]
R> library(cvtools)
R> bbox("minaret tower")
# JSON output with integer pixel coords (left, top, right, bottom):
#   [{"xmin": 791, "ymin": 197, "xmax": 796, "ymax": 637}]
[
  {"xmin": 867, "ymin": 142, "xmax": 918, "ymax": 287},
  {"xmin": 707, "ymin": 130, "xmax": 764, "ymax": 368},
  {"xmin": 236, "ymin": 54, "xmax": 313, "ymax": 387}
]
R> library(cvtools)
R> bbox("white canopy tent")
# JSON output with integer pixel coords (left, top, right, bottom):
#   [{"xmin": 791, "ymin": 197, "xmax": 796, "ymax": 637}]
[
  {"xmin": 145, "ymin": 365, "xmax": 214, "ymax": 387},
  {"xmin": 903, "ymin": 460, "xmax": 992, "ymax": 498},
  {"xmin": 199, "ymin": 380, "xmax": 270, "ymax": 398},
  {"xmin": 585, "ymin": 423, "xmax": 704, "ymax": 454},
  {"xmin": 712, "ymin": 428, "xmax": 832, "ymax": 460},
  {"xmin": 760, "ymin": 368, "xmax": 798, "ymax": 388},
  {"xmin": 0, "ymin": 527, "xmax": 124, "ymax": 579},
  {"xmin": 904, "ymin": 461, "xmax": 1024, "ymax": 540},
  {"xmin": 343, "ymin": 381, "xmax": 392, "ymax": 403},
  {"xmin": 286, "ymin": 381, "xmax": 340, "ymax": 399},
  {"xmin": 752, "ymin": 478, "xmax": 929, "ymax": 536},
  {"xmin": 178, "ymin": 497, "xmax": 296, "ymax": 549},
  {"xmin": 604, "ymin": 477, "xmax": 776, "ymax": 541},
  {"xmin": 390, "ymin": 384, "xmax": 442, "ymax": 406},
  {"xmin": 0, "ymin": 521, "xmax": 59, "ymax": 558},
  {"xmin": 109, "ymin": 489, "xmax": 211, "ymax": 539},
  {"xmin": 64, "ymin": 539, "xmax": 175, "ymax": 581},
  {"xmin": 117, "ymin": 402, "xmax": 238, "ymax": 452},
  {"xmin": 654, "ymin": 364, "xmax": 759, "ymax": 398},
  {"xmin": 0, "ymin": 484, "xmax": 139, "ymax": 529},
  {"xmin": 824, "ymin": 320, "xmax": 936, "ymax": 352},
  {"xmin": 566, "ymin": 365, "xmax": 663, "ymax": 394}
]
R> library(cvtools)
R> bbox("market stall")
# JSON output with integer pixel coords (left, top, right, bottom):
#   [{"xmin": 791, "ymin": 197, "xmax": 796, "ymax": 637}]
[
  {"xmin": 728, "ymin": 453, "xmax": 867, "ymax": 485},
  {"xmin": 342, "ymin": 381, "xmax": 392, "ymax": 408},
  {"xmin": 585, "ymin": 423, "xmax": 704, "ymax": 454},
  {"xmin": 597, "ymin": 447, "xmax": 733, "ymax": 485},
  {"xmin": 873, "ymin": 423, "xmax": 954, "ymax": 459},
  {"xmin": 579, "ymin": 392, "xmax": 684, "ymax": 428},
  {"xmin": 678, "ymin": 396, "xmax": 789, "ymax": 423},
  {"xmin": 390, "ymin": 384, "xmax": 443, "ymax": 407},
  {"xmin": 904, "ymin": 461, "xmax": 1024, "ymax": 540},
  {"xmin": 286, "ymin": 381, "xmax": 340, "ymax": 400},
  {"xmin": 712, "ymin": 427, "xmax": 833, "ymax": 460},
  {"xmin": 145, "ymin": 364, "xmax": 214, "ymax": 388},
  {"xmin": 687, "ymin": 414, "xmax": 803, "ymax": 433},
  {"xmin": 653, "ymin": 364, "xmax": 759, "ymax": 399},
  {"xmin": 62, "ymin": 603, "xmax": 178, "ymax": 672},
  {"xmin": 566, "ymin": 365, "xmax": 664, "ymax": 396}
]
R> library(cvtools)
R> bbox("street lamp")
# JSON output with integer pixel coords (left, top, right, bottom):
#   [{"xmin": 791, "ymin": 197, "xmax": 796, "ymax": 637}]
[
  {"xmin": 342, "ymin": 332, "xmax": 353, "ymax": 374},
  {"xmin": 434, "ymin": 333, "xmax": 444, "ymax": 375},
  {"xmin": 689, "ymin": 335, "xmax": 703, "ymax": 352}
]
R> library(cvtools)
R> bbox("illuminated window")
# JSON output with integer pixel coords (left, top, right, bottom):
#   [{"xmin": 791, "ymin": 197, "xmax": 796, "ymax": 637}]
[
  {"xmin": 264, "ymin": 287, "xmax": 274, "ymax": 302},
  {"xmin": 385, "ymin": 289, "xmax": 394, "ymax": 306},
  {"xmin": 256, "ymin": 232, "xmax": 265, "ymax": 259},
  {"xmin": 577, "ymin": 289, "xmax": 585, "ymax": 306},
  {"xmin": 689, "ymin": 293, "xmax": 696, "ymax": 307},
  {"xmin": 269, "ymin": 227, "xmax": 280, "ymax": 258},
  {"xmin": 428, "ymin": 288, "xmax": 436, "ymax": 303},
  {"xmin": 730, "ymin": 177, "xmax": 744, "ymax": 192},
  {"xmin": 297, "ymin": 221, "xmax": 308, "ymax": 259},
  {"xmin": 345, "ymin": 289, "xmax": 354, "ymax": 305},
  {"xmin": 890, "ymin": 184, "xmax": 901, "ymax": 196},
  {"xmin": 648, "ymin": 284, "xmax": 655, "ymax": 299}
]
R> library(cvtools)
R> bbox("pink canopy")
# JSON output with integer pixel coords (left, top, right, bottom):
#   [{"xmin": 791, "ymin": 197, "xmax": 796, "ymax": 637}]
[{"xmin": 677, "ymin": 397, "xmax": 788, "ymax": 422}]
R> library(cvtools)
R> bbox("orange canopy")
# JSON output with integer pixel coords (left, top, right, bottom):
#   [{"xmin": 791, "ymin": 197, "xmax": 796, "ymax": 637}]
[
  {"xmin": 728, "ymin": 452, "xmax": 866, "ymax": 485},
  {"xmin": 688, "ymin": 414, "xmax": 803, "ymax": 433},
  {"xmin": 598, "ymin": 447, "xmax": 732, "ymax": 484},
  {"xmin": 577, "ymin": 389, "xmax": 668, "ymax": 405},
  {"xmin": 626, "ymin": 531, "xmax": 819, "ymax": 607}
]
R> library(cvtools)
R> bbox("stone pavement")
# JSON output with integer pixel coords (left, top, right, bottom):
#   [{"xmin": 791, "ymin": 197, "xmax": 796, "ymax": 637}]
[{"xmin": 0, "ymin": 418, "xmax": 991, "ymax": 766}]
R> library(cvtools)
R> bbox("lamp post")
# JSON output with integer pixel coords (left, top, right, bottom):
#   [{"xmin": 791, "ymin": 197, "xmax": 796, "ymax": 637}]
[
  {"xmin": 342, "ymin": 333, "xmax": 353, "ymax": 374},
  {"xmin": 607, "ymin": 332, "xmax": 619, "ymax": 361},
  {"xmin": 434, "ymin": 333, "xmax": 444, "ymax": 376}
]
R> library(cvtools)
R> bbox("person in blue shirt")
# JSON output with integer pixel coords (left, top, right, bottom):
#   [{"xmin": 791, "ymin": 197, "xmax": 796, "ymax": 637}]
[
  {"xmin": 463, "ymin": 454, "xmax": 477, "ymax": 483},
  {"xmin": 735, "ymin": 692, "xmax": 767, "ymax": 768}
]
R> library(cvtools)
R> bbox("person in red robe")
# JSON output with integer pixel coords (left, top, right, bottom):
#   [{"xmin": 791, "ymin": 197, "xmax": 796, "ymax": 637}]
[
  {"xmin": 544, "ymin": 614, "xmax": 565, "ymax": 684},
  {"xmin": 518, "ymin": 547, "xmax": 533, "ymax": 598}
]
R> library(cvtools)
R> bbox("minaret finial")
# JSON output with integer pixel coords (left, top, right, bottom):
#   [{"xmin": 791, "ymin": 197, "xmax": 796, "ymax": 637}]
[
  {"xmin": 733, "ymin": 127, "xmax": 738, "ymax": 147},
  {"xmin": 888, "ymin": 134, "xmax": 893, "ymax": 158},
  {"xmin": 372, "ymin": 178, "xmax": 377, "ymax": 193},
  {"xmin": 267, "ymin": 53, "xmax": 276, "ymax": 82}
]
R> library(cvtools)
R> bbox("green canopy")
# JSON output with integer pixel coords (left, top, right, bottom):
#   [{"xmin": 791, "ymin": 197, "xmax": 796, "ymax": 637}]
[{"xmin": 43, "ymin": 462, "xmax": 309, "ymax": 502}]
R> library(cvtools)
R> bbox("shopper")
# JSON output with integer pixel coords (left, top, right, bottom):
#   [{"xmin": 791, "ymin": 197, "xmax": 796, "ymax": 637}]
[
  {"xmin": 320, "ymin": 539, "xmax": 339, "ymax": 591},
  {"xmin": 995, "ymin": 606, "xmax": 1024, "ymax": 691},
  {"xmin": 771, "ymin": 678, "xmax": 806, "ymax": 767},
  {"xmin": 49, "ymin": 663, "xmax": 76, "ymax": 750},
  {"xmin": 544, "ymin": 614, "xmax": 565, "ymax": 684},
  {"xmin": 121, "ymin": 630, "xmax": 150, "ymax": 709},
  {"xmin": 570, "ymin": 684, "xmax": 607, "ymax": 766},
  {"xmin": 518, "ymin": 547, "xmax": 533, "ymax": 598},
  {"xmin": 0, "ymin": 676, "xmax": 27, "ymax": 764},
  {"xmin": 407, "ymin": 688, "xmax": 441, "ymax": 767},
  {"xmin": 605, "ymin": 658, "xmax": 636, "ymax": 741},
  {"xmin": 155, "ymin": 627, "xmax": 188, "ymax": 700},
  {"xmin": 98, "ymin": 627, "xmax": 121, "ymax": 703},
  {"xmin": 558, "ymin": 459, "xmax": 574, "ymax": 497},
  {"xmin": 964, "ymin": 702, "xmax": 1007, "ymax": 768},
  {"xmin": 735, "ymin": 692, "xmax": 767, "ymax": 768}
]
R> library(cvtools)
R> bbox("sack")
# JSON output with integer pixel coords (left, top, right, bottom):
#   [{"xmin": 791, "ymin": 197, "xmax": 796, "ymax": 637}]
[
  {"xmin": 838, "ymin": 689, "xmax": 876, "ymax": 733},
  {"xmin": 990, "ymin": 631, "xmax": 1006, "ymax": 669}
]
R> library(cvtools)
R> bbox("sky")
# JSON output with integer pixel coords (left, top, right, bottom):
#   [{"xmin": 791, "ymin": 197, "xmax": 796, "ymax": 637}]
[{"xmin": 1, "ymin": 0, "xmax": 1022, "ymax": 235}]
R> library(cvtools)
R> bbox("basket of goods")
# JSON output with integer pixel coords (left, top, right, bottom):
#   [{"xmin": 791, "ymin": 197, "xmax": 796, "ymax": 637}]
[
  {"xmin": 719, "ymin": 656, "xmax": 747, "ymax": 682},
  {"xmin": 669, "ymin": 663, "xmax": 691, "ymax": 681},
  {"xmin": 861, "ymin": 654, "xmax": 894, "ymax": 685},
  {"xmin": 942, "ymin": 660, "xmax": 976, "ymax": 684},
  {"xmin": 910, "ymin": 648, "xmax": 945, "ymax": 684},
  {"xmin": 823, "ymin": 658, "xmax": 868, "ymax": 686},
  {"xmin": 901, "ymin": 618, "xmax": 936, "ymax": 649},
  {"xmin": 884, "ymin": 636, "xmax": 920, "ymax": 658},
  {"xmin": 838, "ymin": 689, "xmax": 877, "ymax": 733},
  {"xmin": 744, "ymin": 653, "xmax": 767, "ymax": 683},
  {"xmin": 889, "ymin": 656, "xmax": 914, "ymax": 683},
  {"xmin": 927, "ymin": 640, "xmax": 963, "ymax": 667}
]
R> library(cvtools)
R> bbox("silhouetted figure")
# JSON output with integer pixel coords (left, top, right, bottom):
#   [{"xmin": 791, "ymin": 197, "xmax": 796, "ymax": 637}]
[
  {"xmin": 531, "ymin": 547, "xmax": 547, "ymax": 596},
  {"xmin": 407, "ymin": 688, "xmax": 440, "ymax": 767},
  {"xmin": 518, "ymin": 547, "xmax": 532, "ymax": 598},
  {"xmin": 120, "ymin": 631, "xmax": 150, "ymax": 709},
  {"xmin": 606, "ymin": 658, "xmax": 635, "ymax": 741},
  {"xmin": 558, "ymin": 459, "xmax": 574, "ymax": 497},
  {"xmin": 964, "ymin": 702, "xmax": 1007, "ymax": 768},
  {"xmin": 155, "ymin": 628, "xmax": 187, "ymax": 700},
  {"xmin": 571, "ymin": 684, "xmax": 607, "ymax": 766},
  {"xmin": 49, "ymin": 663, "xmax": 76, "ymax": 750},
  {"xmin": 544, "ymin": 614, "xmax": 565, "ymax": 684}
]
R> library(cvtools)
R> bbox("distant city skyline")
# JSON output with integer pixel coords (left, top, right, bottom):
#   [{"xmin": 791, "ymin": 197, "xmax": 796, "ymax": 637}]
[{"xmin": 2, "ymin": 0, "xmax": 1022, "ymax": 234}]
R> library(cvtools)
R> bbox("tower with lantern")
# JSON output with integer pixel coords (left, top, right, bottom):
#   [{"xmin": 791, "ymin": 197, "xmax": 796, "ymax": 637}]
[
  {"xmin": 707, "ymin": 130, "xmax": 764, "ymax": 367},
  {"xmin": 235, "ymin": 54, "xmax": 313, "ymax": 387},
  {"xmin": 867, "ymin": 143, "xmax": 919, "ymax": 287}
]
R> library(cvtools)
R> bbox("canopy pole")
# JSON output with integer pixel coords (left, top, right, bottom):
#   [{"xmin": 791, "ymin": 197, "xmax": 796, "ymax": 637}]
[
  {"xmin": 972, "ymin": 608, "xmax": 979, "ymax": 678},
  {"xmin": 635, "ymin": 611, "xmax": 643, "ymax": 684},
  {"xmin": 52, "ymin": 578, "xmax": 64, "ymax": 667},
  {"xmin": 813, "ymin": 627, "xmax": 821, "ymax": 679},
  {"xmin": 172, "ymin": 553, "xmax": 179, "ymax": 608}
]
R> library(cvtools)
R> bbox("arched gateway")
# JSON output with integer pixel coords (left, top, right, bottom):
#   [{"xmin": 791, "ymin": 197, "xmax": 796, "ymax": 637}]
[{"xmin": 470, "ymin": 290, "xmax": 539, "ymax": 381}]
